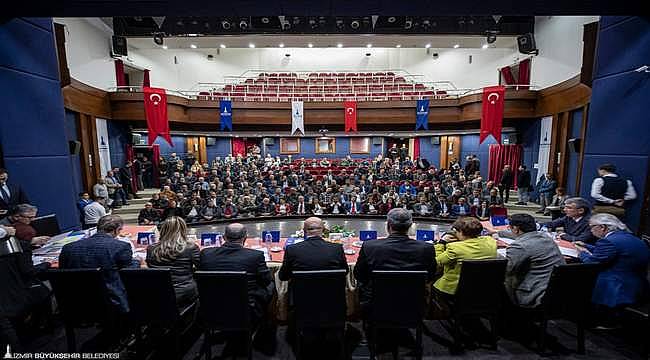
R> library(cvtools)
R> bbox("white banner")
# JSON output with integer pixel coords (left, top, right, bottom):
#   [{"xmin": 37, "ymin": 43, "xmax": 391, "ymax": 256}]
[
  {"xmin": 95, "ymin": 118, "xmax": 112, "ymax": 177},
  {"xmin": 536, "ymin": 116, "xmax": 553, "ymax": 181},
  {"xmin": 291, "ymin": 101, "xmax": 304, "ymax": 135}
]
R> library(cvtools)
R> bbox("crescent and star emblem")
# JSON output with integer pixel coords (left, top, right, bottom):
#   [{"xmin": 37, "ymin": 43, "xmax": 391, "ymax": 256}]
[
  {"xmin": 346, "ymin": 108, "xmax": 354, "ymax": 115},
  {"xmin": 149, "ymin": 93, "xmax": 162, "ymax": 105},
  {"xmin": 487, "ymin": 93, "xmax": 499, "ymax": 104}
]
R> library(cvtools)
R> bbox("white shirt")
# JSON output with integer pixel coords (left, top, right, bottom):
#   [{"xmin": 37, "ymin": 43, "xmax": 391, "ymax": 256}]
[
  {"xmin": 590, "ymin": 174, "xmax": 637, "ymax": 204},
  {"xmin": 84, "ymin": 202, "xmax": 107, "ymax": 224}
]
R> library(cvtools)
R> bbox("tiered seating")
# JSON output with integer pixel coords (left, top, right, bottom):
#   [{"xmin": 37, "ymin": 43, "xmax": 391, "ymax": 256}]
[{"xmin": 205, "ymin": 71, "xmax": 447, "ymax": 102}]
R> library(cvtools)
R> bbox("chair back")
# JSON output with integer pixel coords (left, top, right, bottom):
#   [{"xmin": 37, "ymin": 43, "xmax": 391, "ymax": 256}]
[
  {"xmin": 541, "ymin": 263, "xmax": 601, "ymax": 319},
  {"xmin": 370, "ymin": 270, "xmax": 427, "ymax": 328},
  {"xmin": 119, "ymin": 268, "xmax": 180, "ymax": 327},
  {"xmin": 454, "ymin": 259, "xmax": 507, "ymax": 317},
  {"xmin": 47, "ymin": 268, "xmax": 112, "ymax": 326},
  {"xmin": 293, "ymin": 270, "xmax": 347, "ymax": 329},
  {"xmin": 195, "ymin": 271, "xmax": 250, "ymax": 331},
  {"xmin": 31, "ymin": 214, "xmax": 61, "ymax": 237}
]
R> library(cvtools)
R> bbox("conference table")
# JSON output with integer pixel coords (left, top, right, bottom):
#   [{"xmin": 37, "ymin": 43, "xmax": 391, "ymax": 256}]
[{"xmin": 32, "ymin": 222, "xmax": 579, "ymax": 322}]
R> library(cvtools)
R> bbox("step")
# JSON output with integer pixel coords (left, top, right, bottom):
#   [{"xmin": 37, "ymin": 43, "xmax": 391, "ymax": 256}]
[
  {"xmin": 504, "ymin": 202, "xmax": 541, "ymax": 212},
  {"xmin": 128, "ymin": 197, "xmax": 150, "ymax": 205},
  {"xmin": 138, "ymin": 188, "xmax": 159, "ymax": 196},
  {"xmin": 112, "ymin": 205, "xmax": 143, "ymax": 215},
  {"xmin": 116, "ymin": 212, "xmax": 139, "ymax": 224}
]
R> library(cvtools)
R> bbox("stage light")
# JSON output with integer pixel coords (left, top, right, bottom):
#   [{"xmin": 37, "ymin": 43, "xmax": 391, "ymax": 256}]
[
  {"xmin": 387, "ymin": 16, "xmax": 396, "ymax": 23},
  {"xmin": 261, "ymin": 17, "xmax": 270, "ymax": 24},
  {"xmin": 337, "ymin": 43, "xmax": 343, "ymax": 48},
  {"xmin": 366, "ymin": 44, "xmax": 372, "ymax": 48},
  {"xmin": 153, "ymin": 32, "xmax": 164, "ymax": 46},
  {"xmin": 308, "ymin": 43, "xmax": 313, "ymax": 48},
  {"xmin": 404, "ymin": 18, "xmax": 413, "ymax": 30},
  {"xmin": 396, "ymin": 44, "xmax": 401, "ymax": 48},
  {"xmin": 350, "ymin": 20, "xmax": 360, "ymax": 29},
  {"xmin": 425, "ymin": 43, "xmax": 431, "ymax": 48},
  {"xmin": 249, "ymin": 43, "xmax": 255, "ymax": 48},
  {"xmin": 486, "ymin": 31, "xmax": 498, "ymax": 44},
  {"xmin": 453, "ymin": 44, "xmax": 460, "ymax": 49},
  {"xmin": 221, "ymin": 20, "xmax": 231, "ymax": 30},
  {"xmin": 482, "ymin": 44, "xmax": 489, "ymax": 49},
  {"xmin": 279, "ymin": 43, "xmax": 285, "ymax": 48},
  {"xmin": 190, "ymin": 44, "xmax": 197, "ymax": 49},
  {"xmin": 336, "ymin": 18, "xmax": 344, "ymax": 30},
  {"xmin": 309, "ymin": 18, "xmax": 318, "ymax": 29},
  {"xmin": 422, "ymin": 19, "xmax": 431, "ymax": 30},
  {"xmin": 220, "ymin": 44, "xmax": 226, "ymax": 48},
  {"xmin": 162, "ymin": 45, "xmax": 168, "ymax": 49},
  {"xmin": 239, "ymin": 20, "xmax": 249, "ymax": 30}
]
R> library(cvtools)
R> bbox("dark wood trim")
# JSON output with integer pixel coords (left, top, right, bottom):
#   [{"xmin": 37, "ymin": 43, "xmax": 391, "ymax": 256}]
[
  {"xmin": 536, "ymin": 75, "xmax": 592, "ymax": 116},
  {"xmin": 63, "ymin": 78, "xmax": 112, "ymax": 118},
  {"xmin": 54, "ymin": 23, "xmax": 70, "ymax": 87},
  {"xmin": 548, "ymin": 113, "xmax": 561, "ymax": 180},
  {"xmin": 77, "ymin": 113, "xmax": 101, "ymax": 191},
  {"xmin": 575, "ymin": 104, "xmax": 590, "ymax": 193},
  {"xmin": 556, "ymin": 112, "xmax": 571, "ymax": 187},
  {"xmin": 581, "ymin": 22, "xmax": 598, "ymax": 87}
]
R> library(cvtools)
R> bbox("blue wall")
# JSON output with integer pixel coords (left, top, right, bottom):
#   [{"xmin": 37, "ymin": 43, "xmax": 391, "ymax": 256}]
[
  {"xmin": 206, "ymin": 138, "xmax": 231, "ymax": 160},
  {"xmin": 0, "ymin": 18, "xmax": 79, "ymax": 230},
  {"xmin": 64, "ymin": 110, "xmax": 84, "ymax": 196},
  {"xmin": 517, "ymin": 119, "xmax": 541, "ymax": 182},
  {"xmin": 419, "ymin": 137, "xmax": 440, "ymax": 168},
  {"xmin": 579, "ymin": 16, "xmax": 650, "ymax": 232},
  {"xmin": 565, "ymin": 109, "xmax": 583, "ymax": 196},
  {"xmin": 459, "ymin": 134, "xmax": 504, "ymax": 176},
  {"xmin": 107, "ymin": 121, "xmax": 130, "ymax": 168}
]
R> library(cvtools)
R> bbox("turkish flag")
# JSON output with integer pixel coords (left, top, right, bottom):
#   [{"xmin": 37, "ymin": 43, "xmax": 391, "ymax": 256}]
[
  {"xmin": 344, "ymin": 101, "xmax": 357, "ymax": 132},
  {"xmin": 480, "ymin": 85, "xmax": 505, "ymax": 144},
  {"xmin": 144, "ymin": 87, "xmax": 173, "ymax": 147}
]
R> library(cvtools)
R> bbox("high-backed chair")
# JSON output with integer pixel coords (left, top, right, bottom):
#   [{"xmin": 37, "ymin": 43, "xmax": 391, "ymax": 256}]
[
  {"xmin": 292, "ymin": 270, "xmax": 348, "ymax": 360},
  {"xmin": 195, "ymin": 271, "xmax": 252, "ymax": 360},
  {"xmin": 369, "ymin": 270, "xmax": 427, "ymax": 360},
  {"xmin": 120, "ymin": 268, "xmax": 197, "ymax": 360}
]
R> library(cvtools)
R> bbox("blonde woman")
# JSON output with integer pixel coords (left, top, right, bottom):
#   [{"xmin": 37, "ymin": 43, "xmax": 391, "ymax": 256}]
[{"xmin": 146, "ymin": 216, "xmax": 200, "ymax": 308}]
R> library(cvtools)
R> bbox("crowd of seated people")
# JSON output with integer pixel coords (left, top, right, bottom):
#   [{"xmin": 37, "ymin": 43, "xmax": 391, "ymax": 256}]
[{"xmin": 134, "ymin": 152, "xmax": 510, "ymax": 225}]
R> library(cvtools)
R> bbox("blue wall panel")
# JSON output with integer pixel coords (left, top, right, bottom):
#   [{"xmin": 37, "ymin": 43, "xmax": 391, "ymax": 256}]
[
  {"xmin": 459, "ymin": 134, "xmax": 503, "ymax": 176},
  {"xmin": 0, "ymin": 18, "xmax": 78, "ymax": 231},
  {"xmin": 206, "ymin": 138, "xmax": 231, "ymax": 160},
  {"xmin": 64, "ymin": 110, "xmax": 84, "ymax": 196},
  {"xmin": 154, "ymin": 136, "xmax": 186, "ymax": 157},
  {"xmin": 518, "ymin": 119, "xmax": 541, "ymax": 181},
  {"xmin": 565, "ymin": 110, "xmax": 583, "ymax": 196},
  {"xmin": 419, "ymin": 137, "xmax": 440, "ymax": 168},
  {"xmin": 107, "ymin": 121, "xmax": 129, "ymax": 168},
  {"xmin": 594, "ymin": 17, "xmax": 650, "ymax": 78}
]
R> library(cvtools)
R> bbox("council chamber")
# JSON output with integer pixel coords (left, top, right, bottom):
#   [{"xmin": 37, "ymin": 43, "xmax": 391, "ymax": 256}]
[{"xmin": 0, "ymin": 4, "xmax": 649, "ymax": 360}]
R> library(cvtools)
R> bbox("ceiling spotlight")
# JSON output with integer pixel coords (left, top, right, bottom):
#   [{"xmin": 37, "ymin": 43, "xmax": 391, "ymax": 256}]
[
  {"xmin": 404, "ymin": 18, "xmax": 413, "ymax": 29},
  {"xmin": 350, "ymin": 20, "xmax": 360, "ymax": 29},
  {"xmin": 422, "ymin": 19, "xmax": 431, "ymax": 30},
  {"xmin": 153, "ymin": 32, "xmax": 164, "ymax": 46},
  {"xmin": 453, "ymin": 44, "xmax": 460, "ymax": 49},
  {"xmin": 162, "ymin": 45, "xmax": 168, "ymax": 50},
  {"xmin": 176, "ymin": 20, "xmax": 184, "ymax": 26},
  {"xmin": 486, "ymin": 31, "xmax": 498, "ymax": 44},
  {"xmin": 292, "ymin": 17, "xmax": 301, "ymax": 25},
  {"xmin": 190, "ymin": 44, "xmax": 197, "ymax": 49},
  {"xmin": 308, "ymin": 43, "xmax": 313, "ymax": 48},
  {"xmin": 281, "ymin": 21, "xmax": 291, "ymax": 30},
  {"xmin": 239, "ymin": 20, "xmax": 249, "ymax": 30},
  {"xmin": 249, "ymin": 43, "xmax": 255, "ymax": 48},
  {"xmin": 337, "ymin": 43, "xmax": 343, "ymax": 48},
  {"xmin": 396, "ymin": 44, "xmax": 401, "ymax": 48},
  {"xmin": 492, "ymin": 15, "xmax": 502, "ymax": 23},
  {"xmin": 366, "ymin": 44, "xmax": 372, "ymax": 48},
  {"xmin": 221, "ymin": 20, "xmax": 231, "ymax": 30},
  {"xmin": 279, "ymin": 43, "xmax": 285, "ymax": 48},
  {"xmin": 387, "ymin": 16, "xmax": 396, "ymax": 23},
  {"xmin": 425, "ymin": 43, "xmax": 431, "ymax": 48},
  {"xmin": 336, "ymin": 18, "xmax": 344, "ymax": 30},
  {"xmin": 261, "ymin": 17, "xmax": 270, "ymax": 24},
  {"xmin": 482, "ymin": 44, "xmax": 489, "ymax": 49},
  {"xmin": 309, "ymin": 18, "xmax": 317, "ymax": 29},
  {"xmin": 220, "ymin": 44, "xmax": 226, "ymax": 48}
]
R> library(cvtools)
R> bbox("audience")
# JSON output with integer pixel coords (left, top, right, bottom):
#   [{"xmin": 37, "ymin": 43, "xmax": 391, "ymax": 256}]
[
  {"xmin": 137, "ymin": 202, "xmax": 160, "ymax": 225},
  {"xmin": 542, "ymin": 197, "xmax": 596, "ymax": 243},
  {"xmin": 146, "ymin": 216, "xmax": 200, "ymax": 309}
]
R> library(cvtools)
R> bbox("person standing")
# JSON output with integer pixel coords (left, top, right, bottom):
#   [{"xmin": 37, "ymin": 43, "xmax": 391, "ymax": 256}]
[
  {"xmin": 590, "ymin": 164, "xmax": 637, "ymax": 219},
  {"xmin": 515, "ymin": 165, "xmax": 531, "ymax": 205},
  {"xmin": 119, "ymin": 162, "xmax": 137, "ymax": 199},
  {"xmin": 141, "ymin": 156, "xmax": 153, "ymax": 189},
  {"xmin": 0, "ymin": 168, "xmax": 30, "ymax": 220},
  {"xmin": 498, "ymin": 165, "xmax": 514, "ymax": 203},
  {"xmin": 133, "ymin": 157, "xmax": 144, "ymax": 191},
  {"xmin": 536, "ymin": 173, "xmax": 557, "ymax": 215}
]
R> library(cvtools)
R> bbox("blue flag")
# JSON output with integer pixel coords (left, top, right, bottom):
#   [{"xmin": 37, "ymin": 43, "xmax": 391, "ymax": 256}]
[
  {"xmin": 415, "ymin": 99, "xmax": 429, "ymax": 130},
  {"xmin": 220, "ymin": 100, "xmax": 232, "ymax": 131}
]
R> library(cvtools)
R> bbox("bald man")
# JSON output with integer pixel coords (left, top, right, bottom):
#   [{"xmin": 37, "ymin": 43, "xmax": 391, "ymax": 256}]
[
  {"xmin": 278, "ymin": 217, "xmax": 348, "ymax": 282},
  {"xmin": 199, "ymin": 223, "xmax": 275, "ymax": 326}
]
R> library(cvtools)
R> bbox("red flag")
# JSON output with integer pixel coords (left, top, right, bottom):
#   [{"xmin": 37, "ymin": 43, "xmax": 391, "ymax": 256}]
[
  {"xmin": 143, "ymin": 87, "xmax": 173, "ymax": 147},
  {"xmin": 480, "ymin": 85, "xmax": 505, "ymax": 144},
  {"xmin": 344, "ymin": 101, "xmax": 357, "ymax": 132}
]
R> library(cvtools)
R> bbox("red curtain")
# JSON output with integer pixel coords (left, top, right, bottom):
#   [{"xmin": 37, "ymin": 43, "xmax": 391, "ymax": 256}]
[
  {"xmin": 125, "ymin": 144, "xmax": 138, "ymax": 192},
  {"xmin": 500, "ymin": 66, "xmax": 515, "ymax": 85},
  {"xmin": 412, "ymin": 137, "xmax": 420, "ymax": 159},
  {"xmin": 114, "ymin": 59, "xmax": 126, "ymax": 87},
  {"xmin": 518, "ymin": 59, "xmax": 531, "ymax": 85},
  {"xmin": 488, "ymin": 144, "xmax": 523, "ymax": 188},
  {"xmin": 143, "ymin": 69, "xmax": 151, "ymax": 87},
  {"xmin": 151, "ymin": 144, "xmax": 160, "ymax": 188},
  {"xmin": 231, "ymin": 138, "xmax": 246, "ymax": 157}
]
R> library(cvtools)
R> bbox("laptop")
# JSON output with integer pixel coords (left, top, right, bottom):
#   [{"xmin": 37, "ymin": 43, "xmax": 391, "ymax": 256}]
[
  {"xmin": 416, "ymin": 230, "xmax": 435, "ymax": 242},
  {"xmin": 200, "ymin": 232, "xmax": 222, "ymax": 246},
  {"xmin": 359, "ymin": 230, "xmax": 378, "ymax": 241},
  {"xmin": 261, "ymin": 230, "xmax": 281, "ymax": 243},
  {"xmin": 491, "ymin": 216, "xmax": 508, "ymax": 226}
]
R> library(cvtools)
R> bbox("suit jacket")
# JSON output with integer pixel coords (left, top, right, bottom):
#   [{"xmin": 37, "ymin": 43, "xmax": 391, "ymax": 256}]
[
  {"xmin": 505, "ymin": 231, "xmax": 566, "ymax": 308},
  {"xmin": 354, "ymin": 234, "xmax": 436, "ymax": 307},
  {"xmin": 278, "ymin": 236, "xmax": 348, "ymax": 281},
  {"xmin": 0, "ymin": 183, "xmax": 30, "ymax": 214},
  {"xmin": 433, "ymin": 236, "xmax": 497, "ymax": 295},
  {"xmin": 146, "ymin": 243, "xmax": 200, "ymax": 308},
  {"xmin": 293, "ymin": 202, "xmax": 312, "ymax": 216},
  {"xmin": 199, "ymin": 242, "xmax": 275, "ymax": 320},
  {"xmin": 579, "ymin": 231, "xmax": 650, "ymax": 307},
  {"xmin": 544, "ymin": 215, "xmax": 596, "ymax": 243},
  {"xmin": 59, "ymin": 233, "xmax": 139, "ymax": 312}
]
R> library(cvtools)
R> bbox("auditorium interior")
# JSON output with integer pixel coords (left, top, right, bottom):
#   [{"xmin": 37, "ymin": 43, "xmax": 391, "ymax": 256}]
[{"xmin": 1, "ymin": 2, "xmax": 649, "ymax": 359}]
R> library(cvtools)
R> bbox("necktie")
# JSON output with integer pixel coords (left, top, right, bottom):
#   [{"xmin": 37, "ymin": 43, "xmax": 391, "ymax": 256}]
[
  {"xmin": 351, "ymin": 203, "xmax": 356, "ymax": 214},
  {"xmin": 299, "ymin": 203, "xmax": 303, "ymax": 214},
  {"xmin": 0, "ymin": 185, "xmax": 9, "ymax": 202}
]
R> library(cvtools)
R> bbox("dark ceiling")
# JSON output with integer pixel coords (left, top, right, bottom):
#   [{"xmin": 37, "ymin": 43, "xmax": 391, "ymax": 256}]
[
  {"xmin": 112, "ymin": 16, "xmax": 535, "ymax": 37},
  {"xmin": 3, "ymin": 0, "xmax": 640, "ymax": 17}
]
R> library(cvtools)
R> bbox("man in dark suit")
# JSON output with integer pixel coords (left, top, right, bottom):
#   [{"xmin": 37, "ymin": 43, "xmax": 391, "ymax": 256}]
[
  {"xmin": 515, "ymin": 165, "xmax": 531, "ymax": 205},
  {"xmin": 200, "ymin": 223, "xmax": 275, "ymax": 355},
  {"xmin": 542, "ymin": 197, "xmax": 597, "ymax": 244},
  {"xmin": 0, "ymin": 168, "xmax": 30, "ymax": 219},
  {"xmin": 499, "ymin": 164, "xmax": 514, "ymax": 203}
]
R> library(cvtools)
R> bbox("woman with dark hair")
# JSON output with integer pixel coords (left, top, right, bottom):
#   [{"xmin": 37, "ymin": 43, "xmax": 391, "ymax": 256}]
[{"xmin": 146, "ymin": 216, "xmax": 200, "ymax": 308}]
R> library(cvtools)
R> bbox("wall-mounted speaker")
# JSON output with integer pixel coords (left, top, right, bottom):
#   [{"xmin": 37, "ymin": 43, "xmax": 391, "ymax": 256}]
[
  {"xmin": 517, "ymin": 33, "xmax": 538, "ymax": 55},
  {"xmin": 431, "ymin": 136, "xmax": 440, "ymax": 145},
  {"xmin": 68, "ymin": 140, "xmax": 81, "ymax": 155},
  {"xmin": 206, "ymin": 137, "xmax": 216, "ymax": 146},
  {"xmin": 265, "ymin": 138, "xmax": 275, "ymax": 146},
  {"xmin": 112, "ymin": 36, "xmax": 128, "ymax": 56},
  {"xmin": 132, "ymin": 133, "xmax": 142, "ymax": 145},
  {"xmin": 372, "ymin": 137, "xmax": 382, "ymax": 145},
  {"xmin": 568, "ymin": 138, "xmax": 582, "ymax": 153}
]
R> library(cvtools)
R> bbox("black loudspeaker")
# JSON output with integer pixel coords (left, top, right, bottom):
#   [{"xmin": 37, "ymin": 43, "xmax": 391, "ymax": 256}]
[
  {"xmin": 112, "ymin": 36, "xmax": 128, "ymax": 56},
  {"xmin": 265, "ymin": 138, "xmax": 275, "ymax": 145},
  {"xmin": 431, "ymin": 136, "xmax": 440, "ymax": 145},
  {"xmin": 132, "ymin": 133, "xmax": 142, "ymax": 145},
  {"xmin": 206, "ymin": 137, "xmax": 216, "ymax": 146},
  {"xmin": 517, "ymin": 33, "xmax": 538, "ymax": 55},
  {"xmin": 68, "ymin": 140, "xmax": 81, "ymax": 155},
  {"xmin": 372, "ymin": 137, "xmax": 383, "ymax": 145},
  {"xmin": 568, "ymin": 138, "xmax": 582, "ymax": 153},
  {"xmin": 503, "ymin": 133, "xmax": 518, "ymax": 144}
]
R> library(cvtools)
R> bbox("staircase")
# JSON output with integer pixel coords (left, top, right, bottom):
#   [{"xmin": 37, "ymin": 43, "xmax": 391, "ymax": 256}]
[{"xmin": 111, "ymin": 188, "xmax": 159, "ymax": 224}]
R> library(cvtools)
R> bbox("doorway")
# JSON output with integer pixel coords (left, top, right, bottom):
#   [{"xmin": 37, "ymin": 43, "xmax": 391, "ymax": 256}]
[{"xmin": 439, "ymin": 136, "xmax": 461, "ymax": 169}]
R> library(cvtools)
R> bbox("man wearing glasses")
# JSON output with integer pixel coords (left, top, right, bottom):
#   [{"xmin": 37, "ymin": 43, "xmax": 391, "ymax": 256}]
[
  {"xmin": 0, "ymin": 204, "xmax": 49, "ymax": 249},
  {"xmin": 541, "ymin": 197, "xmax": 597, "ymax": 244}
]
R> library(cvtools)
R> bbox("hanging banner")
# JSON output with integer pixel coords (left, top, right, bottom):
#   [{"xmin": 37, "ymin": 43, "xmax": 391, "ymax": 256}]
[
  {"xmin": 480, "ymin": 85, "xmax": 505, "ymax": 144},
  {"xmin": 220, "ymin": 100, "xmax": 232, "ymax": 131},
  {"xmin": 344, "ymin": 101, "xmax": 357, "ymax": 132},
  {"xmin": 291, "ymin": 100, "xmax": 304, "ymax": 135},
  {"xmin": 143, "ymin": 87, "xmax": 173, "ymax": 146},
  {"xmin": 415, "ymin": 99, "xmax": 429, "ymax": 130},
  {"xmin": 95, "ymin": 118, "xmax": 112, "ymax": 176}
]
